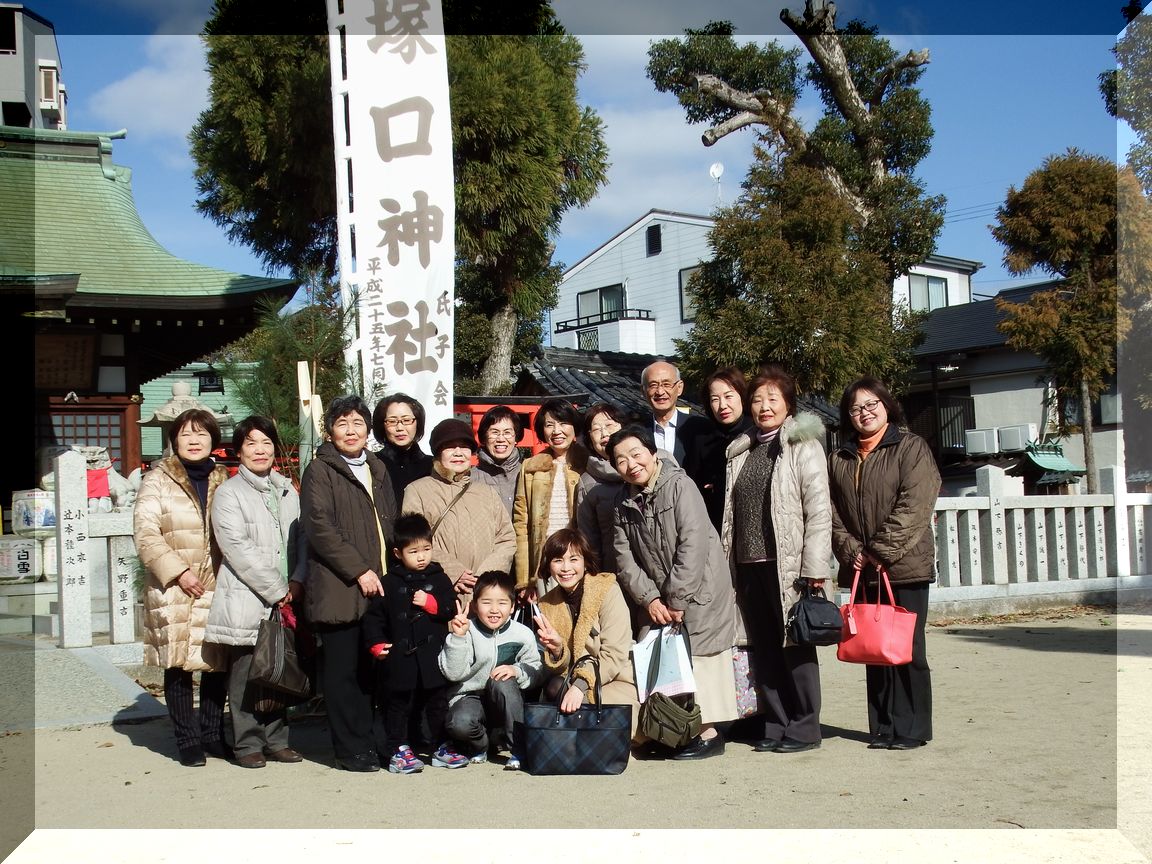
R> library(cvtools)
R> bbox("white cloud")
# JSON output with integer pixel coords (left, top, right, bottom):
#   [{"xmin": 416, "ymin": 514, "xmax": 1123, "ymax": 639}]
[{"xmin": 88, "ymin": 35, "xmax": 208, "ymax": 162}]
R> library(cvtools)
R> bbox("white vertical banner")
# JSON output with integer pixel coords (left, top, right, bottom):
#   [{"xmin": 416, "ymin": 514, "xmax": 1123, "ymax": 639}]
[{"xmin": 326, "ymin": 0, "xmax": 456, "ymax": 432}]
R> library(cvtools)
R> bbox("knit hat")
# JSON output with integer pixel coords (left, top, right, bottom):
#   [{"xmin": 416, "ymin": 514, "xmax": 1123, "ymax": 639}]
[{"xmin": 429, "ymin": 418, "xmax": 478, "ymax": 454}]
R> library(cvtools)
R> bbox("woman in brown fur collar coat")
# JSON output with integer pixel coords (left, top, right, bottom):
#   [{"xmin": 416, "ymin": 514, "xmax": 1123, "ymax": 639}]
[{"xmin": 533, "ymin": 528, "xmax": 640, "ymax": 739}]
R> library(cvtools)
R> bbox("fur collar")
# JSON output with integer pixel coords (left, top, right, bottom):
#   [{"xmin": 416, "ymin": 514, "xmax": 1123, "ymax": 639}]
[
  {"xmin": 538, "ymin": 571, "xmax": 617, "ymax": 700},
  {"xmin": 523, "ymin": 443, "xmax": 588, "ymax": 475},
  {"xmin": 155, "ymin": 453, "xmax": 227, "ymax": 518},
  {"xmin": 726, "ymin": 411, "xmax": 825, "ymax": 460}
]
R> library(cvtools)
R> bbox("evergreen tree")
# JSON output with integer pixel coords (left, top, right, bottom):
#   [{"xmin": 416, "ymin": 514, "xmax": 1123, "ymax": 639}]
[{"xmin": 647, "ymin": 5, "xmax": 943, "ymax": 396}]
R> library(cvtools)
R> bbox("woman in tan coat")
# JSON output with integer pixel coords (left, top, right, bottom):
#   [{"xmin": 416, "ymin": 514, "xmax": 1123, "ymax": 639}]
[
  {"xmin": 402, "ymin": 418, "xmax": 515, "ymax": 602},
  {"xmin": 133, "ymin": 408, "xmax": 230, "ymax": 767},
  {"xmin": 514, "ymin": 398, "xmax": 587, "ymax": 599},
  {"xmin": 533, "ymin": 528, "xmax": 639, "ymax": 739}
]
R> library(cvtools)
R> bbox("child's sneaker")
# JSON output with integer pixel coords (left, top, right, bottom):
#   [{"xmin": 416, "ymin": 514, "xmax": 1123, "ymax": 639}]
[
  {"xmin": 388, "ymin": 745, "xmax": 425, "ymax": 775},
  {"xmin": 431, "ymin": 743, "xmax": 469, "ymax": 769},
  {"xmin": 468, "ymin": 749, "xmax": 488, "ymax": 765},
  {"xmin": 503, "ymin": 755, "xmax": 521, "ymax": 772}
]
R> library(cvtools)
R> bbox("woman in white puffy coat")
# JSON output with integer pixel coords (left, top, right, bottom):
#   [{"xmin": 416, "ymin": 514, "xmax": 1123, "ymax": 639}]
[
  {"xmin": 206, "ymin": 416, "xmax": 306, "ymax": 769},
  {"xmin": 720, "ymin": 365, "xmax": 832, "ymax": 754}
]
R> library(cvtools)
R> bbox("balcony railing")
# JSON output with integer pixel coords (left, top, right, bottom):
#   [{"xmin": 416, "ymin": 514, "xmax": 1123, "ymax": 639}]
[{"xmin": 553, "ymin": 308, "xmax": 653, "ymax": 334}]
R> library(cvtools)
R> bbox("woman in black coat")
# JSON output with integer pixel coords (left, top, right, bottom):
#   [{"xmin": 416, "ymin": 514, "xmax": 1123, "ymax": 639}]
[
  {"xmin": 372, "ymin": 393, "xmax": 434, "ymax": 503},
  {"xmin": 300, "ymin": 394, "xmax": 397, "ymax": 772},
  {"xmin": 682, "ymin": 366, "xmax": 755, "ymax": 531}
]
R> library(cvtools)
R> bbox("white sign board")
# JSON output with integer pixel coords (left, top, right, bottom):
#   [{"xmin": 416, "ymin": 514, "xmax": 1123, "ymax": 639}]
[{"xmin": 326, "ymin": 0, "xmax": 456, "ymax": 430}]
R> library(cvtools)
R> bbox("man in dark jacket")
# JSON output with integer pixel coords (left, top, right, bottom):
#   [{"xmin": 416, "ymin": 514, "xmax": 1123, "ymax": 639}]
[{"xmin": 641, "ymin": 360, "xmax": 709, "ymax": 465}]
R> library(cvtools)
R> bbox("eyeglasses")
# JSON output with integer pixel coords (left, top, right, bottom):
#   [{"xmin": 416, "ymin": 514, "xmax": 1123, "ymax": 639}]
[
  {"xmin": 848, "ymin": 399, "xmax": 882, "ymax": 418},
  {"xmin": 645, "ymin": 380, "xmax": 679, "ymax": 393},
  {"xmin": 589, "ymin": 422, "xmax": 620, "ymax": 436},
  {"xmin": 383, "ymin": 416, "xmax": 417, "ymax": 429},
  {"xmin": 487, "ymin": 429, "xmax": 517, "ymax": 440}
]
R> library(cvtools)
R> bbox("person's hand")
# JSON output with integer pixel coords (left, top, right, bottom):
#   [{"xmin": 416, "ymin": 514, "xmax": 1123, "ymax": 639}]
[
  {"xmin": 448, "ymin": 598, "xmax": 470, "ymax": 637},
  {"xmin": 559, "ymin": 684, "xmax": 584, "ymax": 714},
  {"xmin": 369, "ymin": 642, "xmax": 392, "ymax": 659},
  {"xmin": 411, "ymin": 589, "xmax": 428, "ymax": 608},
  {"xmin": 287, "ymin": 581, "xmax": 304, "ymax": 603},
  {"xmin": 490, "ymin": 664, "xmax": 518, "ymax": 681},
  {"xmin": 518, "ymin": 585, "xmax": 538, "ymax": 605},
  {"xmin": 647, "ymin": 597, "xmax": 674, "ymax": 626},
  {"xmin": 277, "ymin": 593, "xmax": 291, "ymax": 608},
  {"xmin": 456, "ymin": 570, "xmax": 477, "ymax": 592},
  {"xmin": 357, "ymin": 569, "xmax": 383, "ymax": 597},
  {"xmin": 668, "ymin": 608, "xmax": 684, "ymax": 624},
  {"xmin": 534, "ymin": 613, "xmax": 563, "ymax": 659},
  {"xmin": 176, "ymin": 570, "xmax": 204, "ymax": 599}
]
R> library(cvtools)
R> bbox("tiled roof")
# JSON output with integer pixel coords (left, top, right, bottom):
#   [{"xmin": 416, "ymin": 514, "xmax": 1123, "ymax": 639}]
[
  {"xmin": 915, "ymin": 280, "xmax": 1060, "ymax": 357},
  {"xmin": 0, "ymin": 127, "xmax": 296, "ymax": 308}
]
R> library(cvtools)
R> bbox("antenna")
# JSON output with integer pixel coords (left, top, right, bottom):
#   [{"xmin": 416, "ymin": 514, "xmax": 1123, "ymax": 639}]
[{"xmin": 708, "ymin": 162, "xmax": 724, "ymax": 207}]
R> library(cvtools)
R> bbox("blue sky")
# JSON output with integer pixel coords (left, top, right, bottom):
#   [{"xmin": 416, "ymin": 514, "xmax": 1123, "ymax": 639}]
[{"xmin": 46, "ymin": 1, "xmax": 1134, "ymax": 303}]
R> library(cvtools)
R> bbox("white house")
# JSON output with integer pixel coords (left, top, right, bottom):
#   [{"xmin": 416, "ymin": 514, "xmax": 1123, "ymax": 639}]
[
  {"xmin": 0, "ymin": 3, "xmax": 67, "ymax": 130},
  {"xmin": 551, "ymin": 209, "xmax": 984, "ymax": 356}
]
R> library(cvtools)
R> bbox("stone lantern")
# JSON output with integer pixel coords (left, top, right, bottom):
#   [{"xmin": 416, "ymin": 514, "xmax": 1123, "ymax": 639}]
[{"xmin": 138, "ymin": 381, "xmax": 234, "ymax": 456}]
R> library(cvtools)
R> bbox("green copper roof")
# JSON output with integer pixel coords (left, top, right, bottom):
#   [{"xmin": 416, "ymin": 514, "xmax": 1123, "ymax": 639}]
[
  {"xmin": 0, "ymin": 126, "xmax": 296, "ymax": 306},
  {"xmin": 1007, "ymin": 442, "xmax": 1086, "ymax": 478}
]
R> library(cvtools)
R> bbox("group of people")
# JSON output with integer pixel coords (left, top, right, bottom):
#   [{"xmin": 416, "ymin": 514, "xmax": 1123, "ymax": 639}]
[{"xmin": 131, "ymin": 358, "xmax": 940, "ymax": 774}]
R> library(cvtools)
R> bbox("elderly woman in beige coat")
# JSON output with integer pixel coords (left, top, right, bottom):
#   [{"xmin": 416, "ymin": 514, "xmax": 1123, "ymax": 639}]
[
  {"xmin": 133, "ymin": 408, "xmax": 230, "ymax": 767},
  {"xmin": 533, "ymin": 527, "xmax": 640, "ymax": 739},
  {"xmin": 720, "ymin": 364, "xmax": 831, "ymax": 754},
  {"xmin": 403, "ymin": 418, "xmax": 515, "ymax": 602}
]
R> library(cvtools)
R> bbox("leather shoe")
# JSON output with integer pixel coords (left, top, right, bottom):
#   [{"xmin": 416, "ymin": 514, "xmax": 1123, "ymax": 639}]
[
  {"xmin": 888, "ymin": 736, "xmax": 926, "ymax": 750},
  {"xmin": 236, "ymin": 753, "xmax": 267, "ymax": 769},
  {"xmin": 203, "ymin": 740, "xmax": 235, "ymax": 761},
  {"xmin": 178, "ymin": 746, "xmax": 206, "ymax": 767},
  {"xmin": 752, "ymin": 738, "xmax": 781, "ymax": 752},
  {"xmin": 336, "ymin": 753, "xmax": 381, "ymax": 772},
  {"xmin": 671, "ymin": 734, "xmax": 725, "ymax": 760},
  {"xmin": 867, "ymin": 733, "xmax": 893, "ymax": 750},
  {"xmin": 774, "ymin": 738, "xmax": 820, "ymax": 753},
  {"xmin": 264, "ymin": 747, "xmax": 304, "ymax": 763}
]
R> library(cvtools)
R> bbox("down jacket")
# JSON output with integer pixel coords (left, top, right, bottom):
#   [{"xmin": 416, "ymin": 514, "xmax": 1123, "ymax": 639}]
[
  {"xmin": 133, "ymin": 455, "xmax": 228, "ymax": 670},
  {"xmin": 720, "ymin": 412, "xmax": 833, "ymax": 647},
  {"xmin": 205, "ymin": 466, "xmax": 302, "ymax": 647},
  {"xmin": 401, "ymin": 461, "xmax": 516, "ymax": 587},
  {"xmin": 828, "ymin": 425, "xmax": 941, "ymax": 588},
  {"xmin": 612, "ymin": 459, "xmax": 736, "ymax": 656},
  {"xmin": 300, "ymin": 441, "xmax": 397, "ymax": 626},
  {"xmin": 513, "ymin": 444, "xmax": 588, "ymax": 589}
]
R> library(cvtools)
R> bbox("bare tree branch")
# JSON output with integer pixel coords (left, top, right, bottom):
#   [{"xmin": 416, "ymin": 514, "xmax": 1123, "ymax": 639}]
[
  {"xmin": 870, "ymin": 49, "xmax": 930, "ymax": 108},
  {"xmin": 696, "ymin": 74, "xmax": 809, "ymax": 152}
]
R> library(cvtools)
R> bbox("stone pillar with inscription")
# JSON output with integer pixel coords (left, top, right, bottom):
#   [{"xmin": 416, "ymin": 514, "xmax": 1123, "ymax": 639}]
[{"xmin": 53, "ymin": 450, "xmax": 92, "ymax": 648}]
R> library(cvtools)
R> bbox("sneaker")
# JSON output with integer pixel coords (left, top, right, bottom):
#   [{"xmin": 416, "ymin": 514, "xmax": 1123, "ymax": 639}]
[
  {"xmin": 387, "ymin": 745, "xmax": 425, "ymax": 775},
  {"xmin": 431, "ymin": 743, "xmax": 469, "ymax": 769},
  {"xmin": 468, "ymin": 750, "xmax": 488, "ymax": 765},
  {"xmin": 503, "ymin": 755, "xmax": 521, "ymax": 772}
]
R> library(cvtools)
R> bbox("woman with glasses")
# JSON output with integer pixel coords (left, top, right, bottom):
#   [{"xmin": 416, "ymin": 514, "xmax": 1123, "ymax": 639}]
[
  {"xmin": 720, "ymin": 364, "xmax": 831, "ymax": 754},
  {"xmin": 575, "ymin": 401, "xmax": 628, "ymax": 573},
  {"xmin": 514, "ymin": 398, "xmax": 587, "ymax": 600},
  {"xmin": 828, "ymin": 377, "xmax": 940, "ymax": 751},
  {"xmin": 372, "ymin": 394, "xmax": 434, "ymax": 503},
  {"xmin": 471, "ymin": 405, "xmax": 524, "ymax": 518}
]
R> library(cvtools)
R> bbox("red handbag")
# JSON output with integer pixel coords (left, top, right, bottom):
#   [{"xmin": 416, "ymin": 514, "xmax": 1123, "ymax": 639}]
[{"xmin": 836, "ymin": 565, "xmax": 917, "ymax": 666}]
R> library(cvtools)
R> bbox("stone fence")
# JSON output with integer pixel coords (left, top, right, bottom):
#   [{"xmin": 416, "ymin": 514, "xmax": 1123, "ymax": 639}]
[{"xmin": 48, "ymin": 453, "xmax": 1152, "ymax": 648}]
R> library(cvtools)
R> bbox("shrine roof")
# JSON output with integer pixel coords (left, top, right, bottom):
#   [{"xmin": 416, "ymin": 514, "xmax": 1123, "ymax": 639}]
[{"xmin": 0, "ymin": 126, "xmax": 296, "ymax": 309}]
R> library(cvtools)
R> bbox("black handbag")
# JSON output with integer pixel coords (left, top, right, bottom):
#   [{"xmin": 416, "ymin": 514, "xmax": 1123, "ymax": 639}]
[
  {"xmin": 636, "ymin": 625, "xmax": 702, "ymax": 749},
  {"xmin": 248, "ymin": 606, "xmax": 312, "ymax": 703},
  {"xmin": 785, "ymin": 578, "xmax": 844, "ymax": 647},
  {"xmin": 522, "ymin": 655, "xmax": 632, "ymax": 775}
]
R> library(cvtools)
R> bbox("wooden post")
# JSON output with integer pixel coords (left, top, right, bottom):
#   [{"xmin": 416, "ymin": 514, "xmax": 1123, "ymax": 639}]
[
  {"xmin": 976, "ymin": 466, "xmax": 1009, "ymax": 585},
  {"xmin": 1100, "ymin": 465, "xmax": 1131, "ymax": 577},
  {"xmin": 54, "ymin": 450, "xmax": 92, "ymax": 648}
]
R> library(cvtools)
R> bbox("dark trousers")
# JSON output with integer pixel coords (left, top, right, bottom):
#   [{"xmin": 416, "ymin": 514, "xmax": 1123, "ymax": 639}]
[
  {"xmin": 163, "ymin": 667, "xmax": 227, "ymax": 750},
  {"xmin": 382, "ymin": 681, "xmax": 448, "ymax": 756},
  {"xmin": 444, "ymin": 678, "xmax": 525, "ymax": 756},
  {"xmin": 736, "ymin": 562, "xmax": 822, "ymax": 744},
  {"xmin": 861, "ymin": 580, "xmax": 933, "ymax": 742},
  {"xmin": 316, "ymin": 622, "xmax": 385, "ymax": 761},
  {"xmin": 227, "ymin": 645, "xmax": 289, "ymax": 758}
]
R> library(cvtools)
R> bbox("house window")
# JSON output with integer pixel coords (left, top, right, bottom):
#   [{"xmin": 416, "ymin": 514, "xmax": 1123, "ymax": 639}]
[
  {"xmin": 42, "ymin": 412, "xmax": 124, "ymax": 469},
  {"xmin": 39, "ymin": 65, "xmax": 59, "ymax": 108},
  {"xmin": 1063, "ymin": 377, "xmax": 1120, "ymax": 427},
  {"xmin": 679, "ymin": 266, "xmax": 700, "ymax": 323},
  {"xmin": 577, "ymin": 329, "xmax": 599, "ymax": 351},
  {"xmin": 910, "ymin": 274, "xmax": 948, "ymax": 312},
  {"xmin": 576, "ymin": 284, "xmax": 623, "ymax": 321},
  {"xmin": 646, "ymin": 224, "xmax": 662, "ymax": 256},
  {"xmin": 0, "ymin": 9, "xmax": 16, "ymax": 54}
]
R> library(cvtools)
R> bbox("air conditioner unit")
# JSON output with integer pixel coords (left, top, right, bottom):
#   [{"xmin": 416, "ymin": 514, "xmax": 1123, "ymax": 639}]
[
  {"xmin": 964, "ymin": 428, "xmax": 998, "ymax": 456},
  {"xmin": 997, "ymin": 423, "xmax": 1038, "ymax": 453}
]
